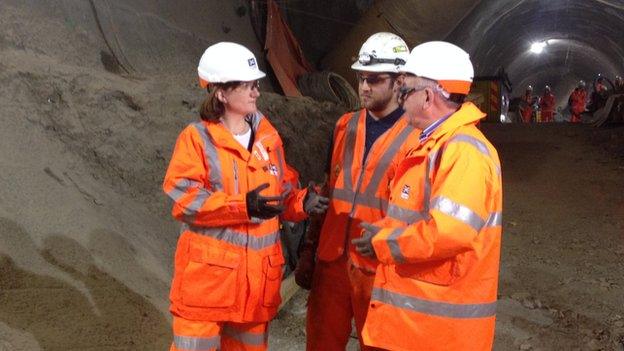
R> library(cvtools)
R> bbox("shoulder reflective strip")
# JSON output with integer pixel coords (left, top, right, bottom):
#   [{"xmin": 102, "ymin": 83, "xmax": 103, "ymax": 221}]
[
  {"xmin": 174, "ymin": 335, "xmax": 220, "ymax": 350},
  {"xmin": 186, "ymin": 224, "xmax": 280, "ymax": 250},
  {"xmin": 430, "ymin": 196, "xmax": 485, "ymax": 232},
  {"xmin": 386, "ymin": 227, "xmax": 406, "ymax": 264},
  {"xmin": 222, "ymin": 326, "xmax": 267, "ymax": 346},
  {"xmin": 371, "ymin": 287, "xmax": 497, "ymax": 318},
  {"xmin": 387, "ymin": 204, "xmax": 424, "ymax": 224},
  {"xmin": 362, "ymin": 125, "xmax": 415, "ymax": 196},
  {"xmin": 193, "ymin": 122, "xmax": 223, "ymax": 191},
  {"xmin": 342, "ymin": 112, "xmax": 361, "ymax": 192},
  {"xmin": 447, "ymin": 134, "xmax": 491, "ymax": 158},
  {"xmin": 485, "ymin": 211, "xmax": 502, "ymax": 227}
]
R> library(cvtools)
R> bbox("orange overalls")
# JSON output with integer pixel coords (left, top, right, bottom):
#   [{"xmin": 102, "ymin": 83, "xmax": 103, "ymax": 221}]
[
  {"xmin": 163, "ymin": 113, "xmax": 308, "ymax": 351},
  {"xmin": 361, "ymin": 103, "xmax": 503, "ymax": 351},
  {"xmin": 569, "ymin": 89, "xmax": 587, "ymax": 123},
  {"xmin": 307, "ymin": 109, "xmax": 420, "ymax": 350},
  {"xmin": 540, "ymin": 92, "xmax": 555, "ymax": 122}
]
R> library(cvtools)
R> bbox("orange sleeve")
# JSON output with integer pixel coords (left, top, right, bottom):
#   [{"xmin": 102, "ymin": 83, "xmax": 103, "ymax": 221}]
[
  {"xmin": 279, "ymin": 151, "xmax": 308, "ymax": 223},
  {"xmin": 163, "ymin": 126, "xmax": 250, "ymax": 227}
]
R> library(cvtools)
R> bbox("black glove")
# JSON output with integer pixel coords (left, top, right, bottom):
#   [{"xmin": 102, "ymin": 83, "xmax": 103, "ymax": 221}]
[
  {"xmin": 246, "ymin": 183, "xmax": 284, "ymax": 219},
  {"xmin": 351, "ymin": 221, "xmax": 379, "ymax": 259},
  {"xmin": 303, "ymin": 182, "xmax": 330, "ymax": 214}
]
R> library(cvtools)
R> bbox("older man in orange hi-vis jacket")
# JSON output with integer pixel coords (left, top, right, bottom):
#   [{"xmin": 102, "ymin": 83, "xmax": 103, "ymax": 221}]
[{"xmin": 353, "ymin": 41, "xmax": 503, "ymax": 351}]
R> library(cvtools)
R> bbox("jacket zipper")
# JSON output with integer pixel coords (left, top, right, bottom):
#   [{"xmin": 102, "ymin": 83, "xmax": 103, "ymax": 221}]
[{"xmin": 232, "ymin": 158, "xmax": 239, "ymax": 194}]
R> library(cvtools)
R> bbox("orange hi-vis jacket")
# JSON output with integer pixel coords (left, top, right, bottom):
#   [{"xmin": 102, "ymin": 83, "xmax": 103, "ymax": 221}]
[
  {"xmin": 362, "ymin": 103, "xmax": 503, "ymax": 351},
  {"xmin": 163, "ymin": 112, "xmax": 308, "ymax": 323},
  {"xmin": 316, "ymin": 109, "xmax": 420, "ymax": 272}
]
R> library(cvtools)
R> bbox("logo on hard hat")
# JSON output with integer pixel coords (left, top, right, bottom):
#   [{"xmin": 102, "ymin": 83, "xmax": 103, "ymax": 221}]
[{"xmin": 248, "ymin": 58, "xmax": 257, "ymax": 67}]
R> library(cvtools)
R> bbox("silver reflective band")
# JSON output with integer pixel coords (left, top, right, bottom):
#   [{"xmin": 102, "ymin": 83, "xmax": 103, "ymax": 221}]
[
  {"xmin": 174, "ymin": 335, "xmax": 220, "ymax": 350},
  {"xmin": 485, "ymin": 211, "xmax": 502, "ymax": 227},
  {"xmin": 386, "ymin": 228, "xmax": 406, "ymax": 264},
  {"xmin": 193, "ymin": 122, "xmax": 224, "ymax": 191},
  {"xmin": 185, "ymin": 224, "xmax": 280, "ymax": 250},
  {"xmin": 386, "ymin": 204, "xmax": 424, "ymax": 224},
  {"xmin": 222, "ymin": 326, "xmax": 267, "ymax": 346},
  {"xmin": 167, "ymin": 179, "xmax": 202, "ymax": 202},
  {"xmin": 341, "ymin": 112, "xmax": 360, "ymax": 191},
  {"xmin": 332, "ymin": 188, "xmax": 388, "ymax": 212},
  {"xmin": 431, "ymin": 196, "xmax": 485, "ymax": 232},
  {"xmin": 371, "ymin": 287, "xmax": 497, "ymax": 318},
  {"xmin": 447, "ymin": 134, "xmax": 491, "ymax": 158}
]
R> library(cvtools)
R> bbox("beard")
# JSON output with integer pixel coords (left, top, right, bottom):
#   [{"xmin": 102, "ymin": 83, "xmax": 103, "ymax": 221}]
[{"xmin": 360, "ymin": 94, "xmax": 393, "ymax": 113}]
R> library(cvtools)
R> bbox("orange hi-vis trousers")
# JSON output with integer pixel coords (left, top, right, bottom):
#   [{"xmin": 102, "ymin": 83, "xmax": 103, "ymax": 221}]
[
  {"xmin": 306, "ymin": 255, "xmax": 378, "ymax": 351},
  {"xmin": 170, "ymin": 316, "xmax": 268, "ymax": 351}
]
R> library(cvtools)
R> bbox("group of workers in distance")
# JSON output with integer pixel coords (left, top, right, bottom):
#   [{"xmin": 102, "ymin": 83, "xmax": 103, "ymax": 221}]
[
  {"xmin": 163, "ymin": 31, "xmax": 503, "ymax": 351},
  {"xmin": 519, "ymin": 75, "xmax": 624, "ymax": 123}
]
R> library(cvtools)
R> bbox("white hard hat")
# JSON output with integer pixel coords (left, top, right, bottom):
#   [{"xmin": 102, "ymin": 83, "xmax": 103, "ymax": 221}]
[
  {"xmin": 351, "ymin": 32, "xmax": 410, "ymax": 73},
  {"xmin": 401, "ymin": 41, "xmax": 474, "ymax": 95},
  {"xmin": 197, "ymin": 42, "xmax": 266, "ymax": 88},
  {"xmin": 578, "ymin": 80, "xmax": 586, "ymax": 87}
]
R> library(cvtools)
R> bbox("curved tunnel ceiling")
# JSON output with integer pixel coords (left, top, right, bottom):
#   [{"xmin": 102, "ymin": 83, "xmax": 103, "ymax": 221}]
[{"xmin": 448, "ymin": 0, "xmax": 624, "ymax": 98}]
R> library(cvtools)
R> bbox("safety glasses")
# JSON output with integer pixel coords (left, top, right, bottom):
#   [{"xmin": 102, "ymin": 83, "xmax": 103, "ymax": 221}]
[
  {"xmin": 356, "ymin": 72, "xmax": 393, "ymax": 85},
  {"xmin": 398, "ymin": 84, "xmax": 428, "ymax": 102}
]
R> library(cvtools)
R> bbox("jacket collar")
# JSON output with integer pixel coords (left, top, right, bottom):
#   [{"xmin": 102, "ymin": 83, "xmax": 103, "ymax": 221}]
[{"xmin": 427, "ymin": 102, "xmax": 485, "ymax": 142}]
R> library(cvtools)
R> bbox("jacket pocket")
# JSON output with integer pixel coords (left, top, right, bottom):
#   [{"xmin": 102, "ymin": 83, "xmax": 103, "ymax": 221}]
[
  {"xmin": 180, "ymin": 240, "xmax": 240, "ymax": 308},
  {"xmin": 396, "ymin": 259, "xmax": 460, "ymax": 286},
  {"xmin": 262, "ymin": 253, "xmax": 285, "ymax": 307}
]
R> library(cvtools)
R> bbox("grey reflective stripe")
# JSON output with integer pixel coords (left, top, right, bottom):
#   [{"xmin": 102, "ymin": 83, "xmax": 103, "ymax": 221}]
[
  {"xmin": 167, "ymin": 179, "xmax": 201, "ymax": 201},
  {"xmin": 332, "ymin": 187, "xmax": 388, "ymax": 211},
  {"xmin": 185, "ymin": 224, "xmax": 280, "ymax": 250},
  {"xmin": 342, "ymin": 112, "xmax": 360, "ymax": 191},
  {"xmin": 193, "ymin": 122, "xmax": 223, "ymax": 191},
  {"xmin": 485, "ymin": 211, "xmax": 502, "ymax": 227},
  {"xmin": 174, "ymin": 335, "xmax": 220, "ymax": 350},
  {"xmin": 371, "ymin": 287, "xmax": 497, "ymax": 318},
  {"xmin": 332, "ymin": 187, "xmax": 354, "ymax": 203},
  {"xmin": 423, "ymin": 150, "xmax": 438, "ymax": 217},
  {"xmin": 447, "ymin": 134, "xmax": 491, "ymax": 158},
  {"xmin": 184, "ymin": 191, "xmax": 211, "ymax": 216},
  {"xmin": 354, "ymin": 192, "xmax": 388, "ymax": 212},
  {"xmin": 386, "ymin": 228, "xmax": 406, "ymax": 264},
  {"xmin": 362, "ymin": 125, "xmax": 415, "ymax": 197},
  {"xmin": 275, "ymin": 147, "xmax": 285, "ymax": 184},
  {"xmin": 222, "ymin": 326, "xmax": 267, "ymax": 346},
  {"xmin": 447, "ymin": 134, "xmax": 502, "ymax": 176},
  {"xmin": 431, "ymin": 196, "xmax": 485, "ymax": 232},
  {"xmin": 387, "ymin": 204, "xmax": 424, "ymax": 224}
]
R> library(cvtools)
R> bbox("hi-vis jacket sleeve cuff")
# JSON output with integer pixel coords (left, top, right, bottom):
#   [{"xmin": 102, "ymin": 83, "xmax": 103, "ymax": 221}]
[
  {"xmin": 371, "ymin": 226, "xmax": 403, "ymax": 265},
  {"xmin": 282, "ymin": 187, "xmax": 308, "ymax": 222}
]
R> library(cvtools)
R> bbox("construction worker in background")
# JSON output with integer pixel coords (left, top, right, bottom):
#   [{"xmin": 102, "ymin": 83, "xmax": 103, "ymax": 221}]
[
  {"xmin": 568, "ymin": 80, "xmax": 587, "ymax": 123},
  {"xmin": 615, "ymin": 75, "xmax": 624, "ymax": 94},
  {"xmin": 353, "ymin": 41, "xmax": 503, "ymax": 351},
  {"xmin": 589, "ymin": 76, "xmax": 609, "ymax": 112},
  {"xmin": 163, "ymin": 42, "xmax": 328, "ymax": 351},
  {"xmin": 520, "ymin": 85, "xmax": 534, "ymax": 123},
  {"xmin": 297, "ymin": 32, "xmax": 420, "ymax": 351},
  {"xmin": 540, "ymin": 85, "xmax": 556, "ymax": 122}
]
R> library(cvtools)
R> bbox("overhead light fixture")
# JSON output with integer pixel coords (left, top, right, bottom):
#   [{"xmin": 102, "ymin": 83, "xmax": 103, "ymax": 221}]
[{"xmin": 530, "ymin": 41, "xmax": 547, "ymax": 54}]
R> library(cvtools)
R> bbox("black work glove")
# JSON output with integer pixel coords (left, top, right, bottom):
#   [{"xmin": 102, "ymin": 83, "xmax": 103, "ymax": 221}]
[
  {"xmin": 303, "ymin": 182, "xmax": 330, "ymax": 215},
  {"xmin": 351, "ymin": 221, "xmax": 379, "ymax": 259},
  {"xmin": 246, "ymin": 183, "xmax": 285, "ymax": 219}
]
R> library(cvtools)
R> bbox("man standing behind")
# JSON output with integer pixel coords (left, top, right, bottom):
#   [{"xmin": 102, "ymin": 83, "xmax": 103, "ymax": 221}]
[
  {"xmin": 353, "ymin": 41, "xmax": 503, "ymax": 351},
  {"xmin": 299, "ymin": 32, "xmax": 420, "ymax": 350},
  {"xmin": 520, "ymin": 85, "xmax": 534, "ymax": 123},
  {"xmin": 540, "ymin": 85, "xmax": 556, "ymax": 122},
  {"xmin": 569, "ymin": 80, "xmax": 587, "ymax": 123}
]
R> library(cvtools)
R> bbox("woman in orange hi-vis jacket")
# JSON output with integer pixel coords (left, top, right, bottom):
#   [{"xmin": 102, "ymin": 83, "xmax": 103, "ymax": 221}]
[
  {"xmin": 353, "ymin": 42, "xmax": 502, "ymax": 351},
  {"xmin": 163, "ymin": 42, "xmax": 328, "ymax": 351}
]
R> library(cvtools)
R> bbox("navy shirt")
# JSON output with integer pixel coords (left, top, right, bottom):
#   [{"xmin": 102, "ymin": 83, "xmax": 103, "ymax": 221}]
[{"xmin": 326, "ymin": 107, "xmax": 404, "ymax": 174}]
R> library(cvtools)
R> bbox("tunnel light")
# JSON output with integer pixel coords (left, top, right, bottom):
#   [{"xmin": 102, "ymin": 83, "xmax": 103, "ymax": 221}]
[{"xmin": 530, "ymin": 41, "xmax": 547, "ymax": 54}]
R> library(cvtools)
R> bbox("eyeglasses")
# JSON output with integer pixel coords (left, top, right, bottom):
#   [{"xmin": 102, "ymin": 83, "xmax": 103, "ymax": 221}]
[
  {"xmin": 237, "ymin": 80, "xmax": 260, "ymax": 90},
  {"xmin": 398, "ymin": 85, "xmax": 428, "ymax": 102},
  {"xmin": 358, "ymin": 53, "xmax": 406, "ymax": 66},
  {"xmin": 356, "ymin": 73, "xmax": 393, "ymax": 85}
]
